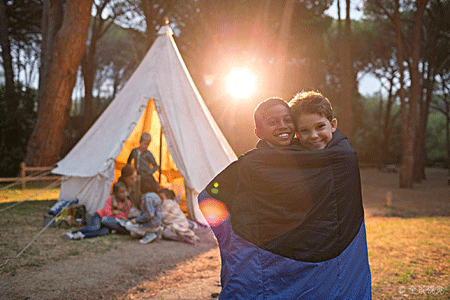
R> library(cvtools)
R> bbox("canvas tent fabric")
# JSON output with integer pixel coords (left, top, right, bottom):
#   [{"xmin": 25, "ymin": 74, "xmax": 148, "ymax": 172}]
[{"xmin": 52, "ymin": 25, "xmax": 237, "ymax": 223}]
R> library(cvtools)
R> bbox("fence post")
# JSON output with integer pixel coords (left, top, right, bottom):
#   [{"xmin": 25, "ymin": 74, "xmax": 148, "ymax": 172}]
[{"xmin": 21, "ymin": 162, "xmax": 26, "ymax": 189}]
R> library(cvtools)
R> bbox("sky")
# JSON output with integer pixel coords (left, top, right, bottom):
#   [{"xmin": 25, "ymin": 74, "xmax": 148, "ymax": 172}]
[{"xmin": 325, "ymin": 0, "xmax": 382, "ymax": 96}]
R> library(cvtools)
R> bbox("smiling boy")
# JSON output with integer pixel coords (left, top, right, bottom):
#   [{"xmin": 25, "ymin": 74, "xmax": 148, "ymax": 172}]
[
  {"xmin": 253, "ymin": 97, "xmax": 295, "ymax": 147},
  {"xmin": 289, "ymin": 90, "xmax": 338, "ymax": 150}
]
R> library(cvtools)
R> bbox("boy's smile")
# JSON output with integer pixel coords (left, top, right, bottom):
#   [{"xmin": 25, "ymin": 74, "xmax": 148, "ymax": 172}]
[
  {"xmin": 255, "ymin": 104, "xmax": 295, "ymax": 146},
  {"xmin": 295, "ymin": 113, "xmax": 337, "ymax": 150}
]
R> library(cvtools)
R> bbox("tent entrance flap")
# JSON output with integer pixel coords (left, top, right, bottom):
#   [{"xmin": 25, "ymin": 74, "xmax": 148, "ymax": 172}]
[{"xmin": 114, "ymin": 98, "xmax": 185, "ymax": 207}]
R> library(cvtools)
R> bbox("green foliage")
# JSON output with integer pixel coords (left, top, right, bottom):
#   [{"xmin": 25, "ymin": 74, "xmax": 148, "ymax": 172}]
[
  {"xmin": 425, "ymin": 111, "xmax": 448, "ymax": 166},
  {"xmin": 353, "ymin": 93, "xmax": 401, "ymax": 164},
  {"xmin": 0, "ymin": 86, "xmax": 37, "ymax": 177}
]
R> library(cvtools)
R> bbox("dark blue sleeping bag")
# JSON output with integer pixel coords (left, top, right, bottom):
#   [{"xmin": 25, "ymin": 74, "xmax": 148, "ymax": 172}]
[{"xmin": 199, "ymin": 129, "xmax": 371, "ymax": 299}]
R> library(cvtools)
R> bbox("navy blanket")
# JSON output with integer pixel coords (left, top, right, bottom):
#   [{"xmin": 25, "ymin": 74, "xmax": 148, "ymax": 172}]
[{"xmin": 205, "ymin": 129, "xmax": 364, "ymax": 262}]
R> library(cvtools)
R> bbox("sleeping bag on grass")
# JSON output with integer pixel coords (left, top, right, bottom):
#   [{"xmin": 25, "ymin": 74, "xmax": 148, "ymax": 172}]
[{"xmin": 198, "ymin": 129, "xmax": 371, "ymax": 299}]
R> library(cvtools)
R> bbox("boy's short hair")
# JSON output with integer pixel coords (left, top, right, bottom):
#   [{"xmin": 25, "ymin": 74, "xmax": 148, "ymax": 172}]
[
  {"xmin": 289, "ymin": 91, "xmax": 333, "ymax": 121},
  {"xmin": 140, "ymin": 132, "xmax": 152, "ymax": 143},
  {"xmin": 254, "ymin": 97, "xmax": 289, "ymax": 128},
  {"xmin": 158, "ymin": 188, "xmax": 176, "ymax": 199}
]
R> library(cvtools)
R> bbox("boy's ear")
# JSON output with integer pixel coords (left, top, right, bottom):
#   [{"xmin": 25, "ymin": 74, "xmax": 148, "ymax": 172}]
[
  {"xmin": 331, "ymin": 118, "xmax": 338, "ymax": 132},
  {"xmin": 254, "ymin": 128, "xmax": 261, "ymax": 139}
]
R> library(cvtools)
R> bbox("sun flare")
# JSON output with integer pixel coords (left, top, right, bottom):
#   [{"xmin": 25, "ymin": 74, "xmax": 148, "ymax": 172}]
[{"xmin": 226, "ymin": 68, "xmax": 256, "ymax": 99}]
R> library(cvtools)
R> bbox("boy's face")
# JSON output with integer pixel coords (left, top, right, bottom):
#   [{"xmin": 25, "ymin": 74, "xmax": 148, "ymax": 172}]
[
  {"xmin": 295, "ymin": 113, "xmax": 337, "ymax": 150},
  {"xmin": 255, "ymin": 104, "xmax": 295, "ymax": 146},
  {"xmin": 139, "ymin": 139, "xmax": 150, "ymax": 151}
]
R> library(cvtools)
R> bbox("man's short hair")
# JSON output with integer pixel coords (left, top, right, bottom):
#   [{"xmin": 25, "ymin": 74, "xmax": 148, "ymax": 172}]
[
  {"xmin": 254, "ymin": 97, "xmax": 289, "ymax": 128},
  {"xmin": 289, "ymin": 91, "xmax": 333, "ymax": 121}
]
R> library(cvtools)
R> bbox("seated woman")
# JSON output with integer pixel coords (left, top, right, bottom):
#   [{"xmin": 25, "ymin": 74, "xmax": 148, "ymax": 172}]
[
  {"xmin": 62, "ymin": 181, "xmax": 131, "ymax": 240},
  {"xmin": 117, "ymin": 164, "xmax": 140, "ymax": 218},
  {"xmin": 159, "ymin": 188, "xmax": 200, "ymax": 244}
]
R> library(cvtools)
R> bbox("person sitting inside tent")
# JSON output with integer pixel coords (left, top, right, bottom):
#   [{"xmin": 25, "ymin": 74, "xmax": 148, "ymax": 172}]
[
  {"xmin": 62, "ymin": 181, "xmax": 131, "ymax": 240},
  {"xmin": 121, "ymin": 179, "xmax": 162, "ymax": 244},
  {"xmin": 117, "ymin": 164, "xmax": 140, "ymax": 218},
  {"xmin": 127, "ymin": 132, "xmax": 159, "ymax": 206},
  {"xmin": 159, "ymin": 188, "xmax": 200, "ymax": 244}
]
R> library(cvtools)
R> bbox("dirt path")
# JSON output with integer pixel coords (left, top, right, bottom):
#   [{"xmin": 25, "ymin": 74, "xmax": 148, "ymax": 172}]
[
  {"xmin": 0, "ymin": 227, "xmax": 220, "ymax": 300},
  {"xmin": 1, "ymin": 168, "xmax": 449, "ymax": 300}
]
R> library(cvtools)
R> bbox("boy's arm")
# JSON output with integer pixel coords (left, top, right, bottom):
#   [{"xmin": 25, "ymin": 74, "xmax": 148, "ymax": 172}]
[
  {"xmin": 127, "ymin": 149, "xmax": 135, "ymax": 165},
  {"xmin": 146, "ymin": 151, "xmax": 159, "ymax": 174},
  {"xmin": 135, "ymin": 193, "xmax": 160, "ymax": 224}
]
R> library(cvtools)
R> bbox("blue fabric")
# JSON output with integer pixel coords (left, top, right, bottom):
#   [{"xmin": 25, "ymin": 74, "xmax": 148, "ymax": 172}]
[
  {"xmin": 101, "ymin": 216, "xmax": 128, "ymax": 234},
  {"xmin": 73, "ymin": 213, "xmax": 110, "ymax": 238},
  {"xmin": 206, "ymin": 130, "xmax": 365, "ymax": 262},
  {"xmin": 135, "ymin": 192, "xmax": 162, "ymax": 228},
  {"xmin": 199, "ymin": 190, "xmax": 371, "ymax": 299}
]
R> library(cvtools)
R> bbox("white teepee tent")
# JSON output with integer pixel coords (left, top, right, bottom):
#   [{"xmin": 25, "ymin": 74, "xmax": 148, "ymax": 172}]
[{"xmin": 52, "ymin": 25, "xmax": 236, "ymax": 223}]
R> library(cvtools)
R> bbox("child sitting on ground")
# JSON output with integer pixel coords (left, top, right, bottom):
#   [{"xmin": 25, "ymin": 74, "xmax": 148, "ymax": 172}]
[
  {"xmin": 62, "ymin": 181, "xmax": 131, "ymax": 240},
  {"xmin": 122, "ymin": 179, "xmax": 162, "ymax": 244},
  {"xmin": 159, "ymin": 188, "xmax": 200, "ymax": 244}
]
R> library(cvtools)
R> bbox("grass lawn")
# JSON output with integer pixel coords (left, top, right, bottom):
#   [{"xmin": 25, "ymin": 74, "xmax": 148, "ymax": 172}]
[
  {"xmin": 0, "ymin": 182, "xmax": 60, "ymax": 204},
  {"xmin": 0, "ymin": 187, "xmax": 128, "ymax": 277},
  {"xmin": 366, "ymin": 217, "xmax": 450, "ymax": 299},
  {"xmin": 1, "ymin": 181, "xmax": 450, "ymax": 299}
]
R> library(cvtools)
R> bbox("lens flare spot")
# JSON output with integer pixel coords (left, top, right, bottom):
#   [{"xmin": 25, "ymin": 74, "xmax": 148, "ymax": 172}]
[{"xmin": 199, "ymin": 198, "xmax": 230, "ymax": 227}]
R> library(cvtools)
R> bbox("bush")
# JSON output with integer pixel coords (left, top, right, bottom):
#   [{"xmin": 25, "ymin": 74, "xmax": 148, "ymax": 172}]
[{"xmin": 0, "ymin": 86, "xmax": 37, "ymax": 177}]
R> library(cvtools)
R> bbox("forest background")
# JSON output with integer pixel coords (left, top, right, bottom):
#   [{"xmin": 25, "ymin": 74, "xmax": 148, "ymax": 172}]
[{"xmin": 0, "ymin": 0, "xmax": 448, "ymax": 189}]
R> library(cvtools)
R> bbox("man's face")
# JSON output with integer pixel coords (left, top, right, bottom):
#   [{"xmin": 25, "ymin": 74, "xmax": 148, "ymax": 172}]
[
  {"xmin": 255, "ymin": 104, "xmax": 295, "ymax": 146},
  {"xmin": 295, "ymin": 113, "xmax": 337, "ymax": 150}
]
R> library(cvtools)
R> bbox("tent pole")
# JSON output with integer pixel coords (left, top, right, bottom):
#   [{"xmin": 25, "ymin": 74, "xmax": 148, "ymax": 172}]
[{"xmin": 159, "ymin": 127, "xmax": 162, "ymax": 183}]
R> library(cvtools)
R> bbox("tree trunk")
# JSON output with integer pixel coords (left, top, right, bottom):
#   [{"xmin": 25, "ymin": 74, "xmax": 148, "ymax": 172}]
[
  {"xmin": 0, "ymin": 1, "xmax": 14, "ymax": 92},
  {"xmin": 394, "ymin": 0, "xmax": 410, "ymax": 188},
  {"xmin": 271, "ymin": 0, "xmax": 296, "ymax": 96},
  {"xmin": 414, "ymin": 68, "xmax": 434, "ymax": 182},
  {"xmin": 337, "ymin": 0, "xmax": 354, "ymax": 139},
  {"xmin": 447, "ymin": 111, "xmax": 450, "ymax": 176},
  {"xmin": 25, "ymin": 0, "xmax": 94, "ymax": 166},
  {"xmin": 39, "ymin": 0, "xmax": 64, "ymax": 108},
  {"xmin": 380, "ymin": 77, "xmax": 396, "ymax": 166}
]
